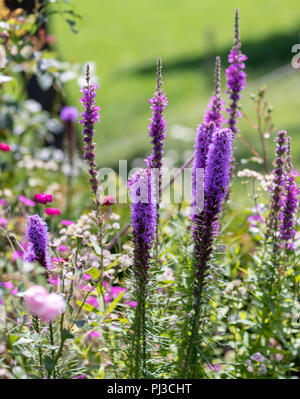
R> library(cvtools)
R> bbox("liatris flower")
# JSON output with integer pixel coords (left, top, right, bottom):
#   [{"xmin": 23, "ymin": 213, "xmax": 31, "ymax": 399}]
[
  {"xmin": 185, "ymin": 128, "xmax": 233, "ymax": 378},
  {"xmin": 129, "ymin": 169, "xmax": 156, "ymax": 271},
  {"xmin": 268, "ymin": 130, "xmax": 288, "ymax": 233},
  {"xmin": 18, "ymin": 195, "xmax": 35, "ymax": 207},
  {"xmin": 146, "ymin": 58, "xmax": 167, "ymax": 236},
  {"xmin": 25, "ymin": 215, "xmax": 51, "ymax": 279},
  {"xmin": 0, "ymin": 142, "xmax": 10, "ymax": 152},
  {"xmin": 79, "ymin": 65, "xmax": 101, "ymax": 195},
  {"xmin": 279, "ymin": 137, "xmax": 299, "ymax": 250},
  {"xmin": 34, "ymin": 193, "xmax": 53, "ymax": 205},
  {"xmin": 226, "ymin": 9, "xmax": 247, "ymax": 134},
  {"xmin": 45, "ymin": 208, "xmax": 61, "ymax": 216},
  {"xmin": 191, "ymin": 122, "xmax": 216, "ymax": 214},
  {"xmin": 192, "ymin": 128, "xmax": 233, "ymax": 268},
  {"xmin": 60, "ymin": 106, "xmax": 79, "ymax": 123},
  {"xmin": 128, "ymin": 168, "xmax": 156, "ymax": 378},
  {"xmin": 23, "ymin": 285, "xmax": 65, "ymax": 322},
  {"xmin": 204, "ymin": 56, "xmax": 224, "ymax": 128}
]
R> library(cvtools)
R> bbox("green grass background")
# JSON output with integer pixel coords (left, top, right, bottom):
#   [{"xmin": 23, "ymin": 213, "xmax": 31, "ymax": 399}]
[{"xmin": 51, "ymin": 0, "xmax": 300, "ymax": 172}]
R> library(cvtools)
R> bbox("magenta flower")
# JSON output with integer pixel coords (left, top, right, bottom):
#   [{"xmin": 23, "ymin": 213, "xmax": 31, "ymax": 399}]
[
  {"xmin": 86, "ymin": 296, "xmax": 99, "ymax": 308},
  {"xmin": 60, "ymin": 106, "xmax": 79, "ymax": 123},
  {"xmin": 0, "ymin": 217, "xmax": 8, "ymax": 227},
  {"xmin": 0, "ymin": 281, "xmax": 18, "ymax": 295},
  {"xmin": 60, "ymin": 219, "xmax": 74, "ymax": 226},
  {"xmin": 18, "ymin": 195, "xmax": 35, "ymax": 207},
  {"xmin": 0, "ymin": 142, "xmax": 10, "ymax": 152},
  {"xmin": 45, "ymin": 208, "xmax": 61, "ymax": 216},
  {"xmin": 34, "ymin": 193, "xmax": 53, "ymax": 205}
]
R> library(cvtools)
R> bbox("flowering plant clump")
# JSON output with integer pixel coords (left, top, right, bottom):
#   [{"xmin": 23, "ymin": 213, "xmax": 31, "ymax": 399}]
[{"xmin": 0, "ymin": 4, "xmax": 298, "ymax": 382}]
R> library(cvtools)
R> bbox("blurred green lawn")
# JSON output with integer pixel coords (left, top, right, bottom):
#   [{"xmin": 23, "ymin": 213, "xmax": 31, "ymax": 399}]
[{"xmin": 52, "ymin": 0, "xmax": 300, "ymax": 171}]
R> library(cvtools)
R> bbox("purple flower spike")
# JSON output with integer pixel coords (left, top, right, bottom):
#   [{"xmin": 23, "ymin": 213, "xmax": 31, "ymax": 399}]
[
  {"xmin": 191, "ymin": 122, "xmax": 216, "ymax": 214},
  {"xmin": 146, "ymin": 58, "xmax": 168, "ymax": 207},
  {"xmin": 279, "ymin": 137, "xmax": 299, "ymax": 250},
  {"xmin": 60, "ymin": 106, "xmax": 79, "ymax": 123},
  {"xmin": 25, "ymin": 214, "xmax": 51, "ymax": 278},
  {"xmin": 129, "ymin": 168, "xmax": 156, "ymax": 275},
  {"xmin": 268, "ymin": 130, "xmax": 288, "ymax": 233},
  {"xmin": 79, "ymin": 65, "xmax": 101, "ymax": 195},
  {"xmin": 192, "ymin": 128, "xmax": 233, "ymax": 271},
  {"xmin": 204, "ymin": 56, "xmax": 224, "ymax": 128},
  {"xmin": 226, "ymin": 9, "xmax": 247, "ymax": 134}
]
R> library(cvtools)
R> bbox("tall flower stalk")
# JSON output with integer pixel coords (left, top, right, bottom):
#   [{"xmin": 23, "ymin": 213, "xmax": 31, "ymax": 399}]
[
  {"xmin": 128, "ymin": 168, "xmax": 156, "ymax": 378},
  {"xmin": 279, "ymin": 137, "xmax": 299, "ymax": 250},
  {"xmin": 226, "ymin": 8, "xmax": 247, "ymax": 134},
  {"xmin": 267, "ymin": 130, "xmax": 288, "ymax": 256},
  {"xmin": 79, "ymin": 65, "xmax": 105, "ymax": 299},
  {"xmin": 184, "ymin": 128, "xmax": 233, "ymax": 378},
  {"xmin": 25, "ymin": 214, "xmax": 51, "ymax": 280},
  {"xmin": 146, "ymin": 57, "xmax": 167, "ymax": 250},
  {"xmin": 204, "ymin": 56, "xmax": 224, "ymax": 128}
]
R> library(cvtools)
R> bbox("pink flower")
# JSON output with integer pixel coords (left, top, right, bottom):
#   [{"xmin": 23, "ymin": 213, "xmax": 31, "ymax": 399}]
[
  {"xmin": 124, "ymin": 301, "xmax": 137, "ymax": 308},
  {"xmin": 207, "ymin": 363, "xmax": 221, "ymax": 372},
  {"xmin": 39, "ymin": 293, "xmax": 65, "ymax": 322},
  {"xmin": 0, "ymin": 217, "xmax": 8, "ymax": 227},
  {"xmin": 110, "ymin": 286, "xmax": 127, "ymax": 299},
  {"xmin": 23, "ymin": 285, "xmax": 49, "ymax": 317},
  {"xmin": 60, "ymin": 219, "xmax": 74, "ymax": 226},
  {"xmin": 18, "ymin": 195, "xmax": 35, "ymax": 207},
  {"xmin": 0, "ymin": 281, "xmax": 14, "ymax": 290},
  {"xmin": 58, "ymin": 245, "xmax": 68, "ymax": 252},
  {"xmin": 83, "ymin": 273, "xmax": 92, "ymax": 281},
  {"xmin": 86, "ymin": 296, "xmax": 98, "ymax": 308},
  {"xmin": 45, "ymin": 208, "xmax": 61, "ymax": 216},
  {"xmin": 34, "ymin": 193, "xmax": 53, "ymax": 205},
  {"xmin": 48, "ymin": 274, "xmax": 60, "ymax": 287},
  {"xmin": 0, "ymin": 143, "xmax": 10, "ymax": 152},
  {"xmin": 87, "ymin": 331, "xmax": 101, "ymax": 341},
  {"xmin": 102, "ymin": 195, "xmax": 116, "ymax": 206},
  {"xmin": 23, "ymin": 285, "xmax": 65, "ymax": 322}
]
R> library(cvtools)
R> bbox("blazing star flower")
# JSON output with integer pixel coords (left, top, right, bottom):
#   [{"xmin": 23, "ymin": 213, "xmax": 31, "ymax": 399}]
[
  {"xmin": 192, "ymin": 128, "xmax": 233, "ymax": 270},
  {"xmin": 0, "ymin": 142, "xmax": 10, "ymax": 152},
  {"xmin": 129, "ymin": 168, "xmax": 156, "ymax": 277},
  {"xmin": 34, "ymin": 193, "xmax": 53, "ymax": 205},
  {"xmin": 268, "ymin": 130, "xmax": 288, "ymax": 233},
  {"xmin": 25, "ymin": 214, "xmax": 51, "ymax": 278},
  {"xmin": 18, "ymin": 195, "xmax": 35, "ymax": 207},
  {"xmin": 226, "ymin": 9, "xmax": 247, "ymax": 134},
  {"xmin": 79, "ymin": 65, "xmax": 100, "ymax": 195},
  {"xmin": 145, "ymin": 58, "xmax": 168, "ymax": 209},
  {"xmin": 279, "ymin": 138, "xmax": 299, "ymax": 249},
  {"xmin": 204, "ymin": 56, "xmax": 224, "ymax": 128},
  {"xmin": 60, "ymin": 106, "xmax": 79, "ymax": 123},
  {"xmin": 191, "ymin": 122, "xmax": 216, "ymax": 214},
  {"xmin": 45, "ymin": 208, "xmax": 61, "ymax": 216}
]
